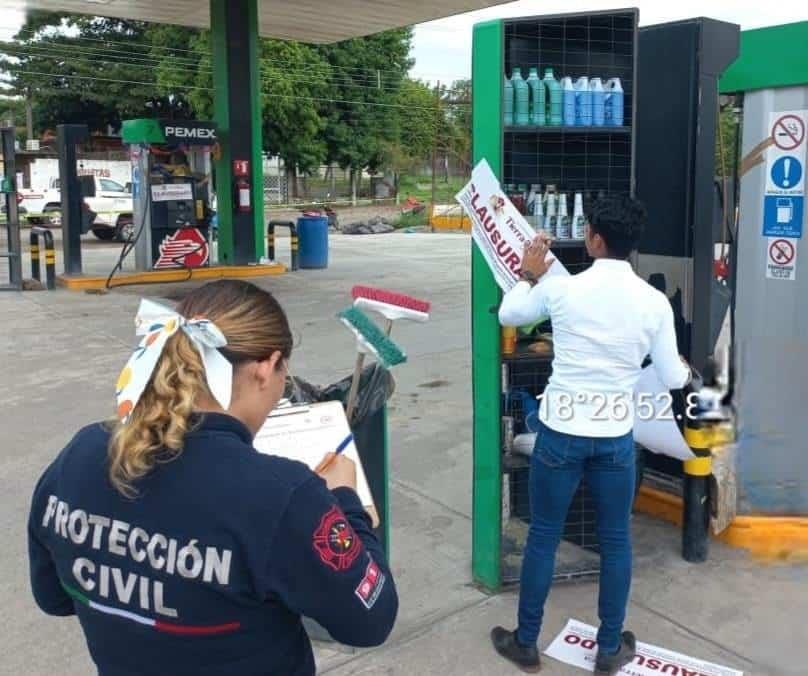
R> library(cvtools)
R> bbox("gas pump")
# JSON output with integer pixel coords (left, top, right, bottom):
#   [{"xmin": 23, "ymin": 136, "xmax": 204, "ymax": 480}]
[{"xmin": 121, "ymin": 119, "xmax": 217, "ymax": 272}]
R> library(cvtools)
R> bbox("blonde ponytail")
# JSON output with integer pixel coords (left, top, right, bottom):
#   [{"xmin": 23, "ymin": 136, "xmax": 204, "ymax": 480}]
[
  {"xmin": 107, "ymin": 280, "xmax": 293, "ymax": 498},
  {"xmin": 108, "ymin": 331, "xmax": 210, "ymax": 498}
]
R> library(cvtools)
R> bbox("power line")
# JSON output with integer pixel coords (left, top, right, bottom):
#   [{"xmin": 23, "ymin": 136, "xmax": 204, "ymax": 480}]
[
  {"xmin": 0, "ymin": 42, "xmax": 472, "ymax": 97},
  {"xmin": 0, "ymin": 45, "xmax": 473, "ymax": 99},
  {"xmin": 0, "ymin": 69, "xmax": 470, "ymax": 110},
  {"xmin": 1, "ymin": 33, "xmax": 471, "ymax": 83}
]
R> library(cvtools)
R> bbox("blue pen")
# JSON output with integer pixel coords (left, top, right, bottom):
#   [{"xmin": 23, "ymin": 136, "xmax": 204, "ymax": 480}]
[{"xmin": 335, "ymin": 433, "xmax": 354, "ymax": 455}]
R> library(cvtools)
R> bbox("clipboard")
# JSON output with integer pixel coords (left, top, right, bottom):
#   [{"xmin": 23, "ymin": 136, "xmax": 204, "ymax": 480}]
[{"xmin": 254, "ymin": 400, "xmax": 380, "ymax": 527}]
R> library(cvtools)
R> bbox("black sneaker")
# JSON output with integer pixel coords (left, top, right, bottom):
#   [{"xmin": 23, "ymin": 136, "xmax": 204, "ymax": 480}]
[
  {"xmin": 490, "ymin": 626, "xmax": 541, "ymax": 673},
  {"xmin": 594, "ymin": 631, "xmax": 637, "ymax": 675}
]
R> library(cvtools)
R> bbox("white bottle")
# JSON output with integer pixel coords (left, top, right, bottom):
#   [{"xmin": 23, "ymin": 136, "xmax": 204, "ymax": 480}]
[
  {"xmin": 544, "ymin": 193, "xmax": 557, "ymax": 238},
  {"xmin": 572, "ymin": 192, "xmax": 586, "ymax": 239},
  {"xmin": 557, "ymin": 193, "xmax": 571, "ymax": 239},
  {"xmin": 526, "ymin": 184, "xmax": 537, "ymax": 217}
]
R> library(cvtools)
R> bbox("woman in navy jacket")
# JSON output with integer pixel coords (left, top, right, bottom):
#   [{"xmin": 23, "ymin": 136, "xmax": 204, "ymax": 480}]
[{"xmin": 28, "ymin": 279, "xmax": 398, "ymax": 675}]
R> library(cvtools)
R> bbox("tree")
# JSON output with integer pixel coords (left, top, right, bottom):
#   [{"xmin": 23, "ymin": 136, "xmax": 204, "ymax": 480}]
[
  {"xmin": 317, "ymin": 28, "xmax": 413, "ymax": 199},
  {"xmin": 0, "ymin": 12, "xmax": 193, "ymax": 134}
]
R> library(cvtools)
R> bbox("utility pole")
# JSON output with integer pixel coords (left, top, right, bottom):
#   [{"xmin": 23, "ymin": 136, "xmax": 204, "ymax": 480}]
[
  {"xmin": 25, "ymin": 91, "xmax": 34, "ymax": 143},
  {"xmin": 431, "ymin": 81, "xmax": 441, "ymax": 229}
]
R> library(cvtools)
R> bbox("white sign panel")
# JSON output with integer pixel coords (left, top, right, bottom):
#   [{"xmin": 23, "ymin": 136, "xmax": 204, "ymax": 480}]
[
  {"xmin": 151, "ymin": 183, "xmax": 193, "ymax": 203},
  {"xmin": 762, "ymin": 110, "xmax": 807, "ymax": 239},
  {"xmin": 545, "ymin": 619, "xmax": 744, "ymax": 676},
  {"xmin": 766, "ymin": 236, "xmax": 798, "ymax": 281},
  {"xmin": 455, "ymin": 159, "xmax": 568, "ymax": 292}
]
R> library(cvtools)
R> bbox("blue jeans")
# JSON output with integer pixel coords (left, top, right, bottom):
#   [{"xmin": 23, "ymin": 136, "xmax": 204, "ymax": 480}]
[{"xmin": 516, "ymin": 422, "xmax": 636, "ymax": 654}]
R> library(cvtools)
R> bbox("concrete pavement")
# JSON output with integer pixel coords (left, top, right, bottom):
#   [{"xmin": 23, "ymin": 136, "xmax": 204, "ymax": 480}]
[{"xmin": 1, "ymin": 233, "xmax": 805, "ymax": 676}]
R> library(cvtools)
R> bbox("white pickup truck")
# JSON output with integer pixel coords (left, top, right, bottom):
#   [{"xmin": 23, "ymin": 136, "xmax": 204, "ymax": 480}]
[{"xmin": 18, "ymin": 176, "xmax": 134, "ymax": 241}]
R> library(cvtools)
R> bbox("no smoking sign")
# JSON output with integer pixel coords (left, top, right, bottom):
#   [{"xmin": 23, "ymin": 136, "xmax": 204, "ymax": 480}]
[{"xmin": 766, "ymin": 237, "xmax": 798, "ymax": 281}]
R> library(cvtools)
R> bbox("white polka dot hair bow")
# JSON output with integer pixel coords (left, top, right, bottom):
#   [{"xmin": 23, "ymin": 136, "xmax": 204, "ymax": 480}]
[{"xmin": 115, "ymin": 299, "xmax": 232, "ymax": 422}]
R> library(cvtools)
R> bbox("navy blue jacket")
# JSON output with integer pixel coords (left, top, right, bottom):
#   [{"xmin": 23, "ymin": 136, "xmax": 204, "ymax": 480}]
[{"xmin": 28, "ymin": 413, "xmax": 397, "ymax": 675}]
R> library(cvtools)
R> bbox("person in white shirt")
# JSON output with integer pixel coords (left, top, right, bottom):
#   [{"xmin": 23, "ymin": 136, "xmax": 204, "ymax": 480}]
[{"xmin": 491, "ymin": 195, "xmax": 690, "ymax": 675}]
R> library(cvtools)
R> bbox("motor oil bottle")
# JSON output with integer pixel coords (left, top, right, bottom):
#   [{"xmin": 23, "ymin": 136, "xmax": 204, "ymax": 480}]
[
  {"xmin": 557, "ymin": 193, "xmax": 571, "ymax": 239},
  {"xmin": 544, "ymin": 192, "xmax": 557, "ymax": 238},
  {"xmin": 543, "ymin": 68, "xmax": 562, "ymax": 126},
  {"xmin": 512, "ymin": 68, "xmax": 530, "ymax": 126},
  {"xmin": 503, "ymin": 74, "xmax": 514, "ymax": 126},
  {"xmin": 575, "ymin": 76, "xmax": 592, "ymax": 126},
  {"xmin": 561, "ymin": 76, "xmax": 576, "ymax": 126},
  {"xmin": 605, "ymin": 77, "xmax": 624, "ymax": 126},
  {"xmin": 572, "ymin": 192, "xmax": 586, "ymax": 239},
  {"xmin": 590, "ymin": 77, "xmax": 605, "ymax": 126},
  {"xmin": 527, "ymin": 67, "xmax": 545, "ymax": 126}
]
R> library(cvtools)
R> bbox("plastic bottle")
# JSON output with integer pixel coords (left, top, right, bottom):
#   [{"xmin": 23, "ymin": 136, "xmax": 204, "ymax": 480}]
[
  {"xmin": 526, "ymin": 67, "xmax": 545, "ymax": 126},
  {"xmin": 544, "ymin": 192, "xmax": 557, "ymax": 238},
  {"xmin": 532, "ymin": 184, "xmax": 544, "ymax": 230},
  {"xmin": 557, "ymin": 193, "xmax": 571, "ymax": 239},
  {"xmin": 543, "ymin": 68, "xmax": 562, "ymax": 126},
  {"xmin": 575, "ymin": 76, "xmax": 592, "ymax": 127},
  {"xmin": 503, "ymin": 74, "xmax": 514, "ymax": 126},
  {"xmin": 512, "ymin": 68, "xmax": 530, "ymax": 126},
  {"xmin": 605, "ymin": 77, "xmax": 624, "ymax": 126},
  {"xmin": 572, "ymin": 192, "xmax": 586, "ymax": 239},
  {"xmin": 590, "ymin": 77, "xmax": 605, "ymax": 126},
  {"xmin": 526, "ymin": 184, "xmax": 538, "ymax": 215},
  {"xmin": 561, "ymin": 76, "xmax": 576, "ymax": 126}
]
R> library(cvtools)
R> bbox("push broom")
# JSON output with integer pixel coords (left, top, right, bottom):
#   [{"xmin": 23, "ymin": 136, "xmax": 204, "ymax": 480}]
[
  {"xmin": 345, "ymin": 286, "xmax": 430, "ymax": 421},
  {"xmin": 338, "ymin": 306, "xmax": 407, "ymax": 423}
]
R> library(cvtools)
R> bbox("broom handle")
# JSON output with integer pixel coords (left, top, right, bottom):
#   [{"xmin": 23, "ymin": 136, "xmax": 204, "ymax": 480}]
[
  {"xmin": 345, "ymin": 318, "xmax": 394, "ymax": 423},
  {"xmin": 345, "ymin": 352, "xmax": 365, "ymax": 422}
]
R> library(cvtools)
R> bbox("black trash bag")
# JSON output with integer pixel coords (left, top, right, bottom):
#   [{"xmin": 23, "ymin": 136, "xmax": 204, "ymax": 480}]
[{"xmin": 284, "ymin": 364, "xmax": 395, "ymax": 425}]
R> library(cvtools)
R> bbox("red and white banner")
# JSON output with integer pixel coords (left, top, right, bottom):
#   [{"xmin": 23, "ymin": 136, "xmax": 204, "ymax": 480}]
[
  {"xmin": 455, "ymin": 159, "xmax": 567, "ymax": 291},
  {"xmin": 545, "ymin": 620, "xmax": 743, "ymax": 676}
]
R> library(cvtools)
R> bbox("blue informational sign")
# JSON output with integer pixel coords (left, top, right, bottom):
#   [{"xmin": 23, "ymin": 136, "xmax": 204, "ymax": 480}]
[
  {"xmin": 771, "ymin": 155, "xmax": 803, "ymax": 189},
  {"xmin": 763, "ymin": 194, "xmax": 804, "ymax": 237}
]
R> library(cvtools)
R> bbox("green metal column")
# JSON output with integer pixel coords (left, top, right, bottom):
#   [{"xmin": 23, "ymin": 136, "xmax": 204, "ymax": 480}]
[
  {"xmin": 211, "ymin": 0, "xmax": 265, "ymax": 265},
  {"xmin": 471, "ymin": 20, "xmax": 504, "ymax": 591}
]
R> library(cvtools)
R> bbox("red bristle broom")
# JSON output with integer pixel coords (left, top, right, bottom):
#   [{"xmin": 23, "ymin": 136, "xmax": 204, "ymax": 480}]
[{"xmin": 344, "ymin": 286, "xmax": 430, "ymax": 421}]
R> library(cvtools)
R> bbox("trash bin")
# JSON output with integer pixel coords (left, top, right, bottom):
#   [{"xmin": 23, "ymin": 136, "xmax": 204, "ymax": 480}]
[
  {"xmin": 285, "ymin": 366, "xmax": 394, "ymax": 649},
  {"xmin": 284, "ymin": 365, "xmax": 394, "ymax": 551},
  {"xmin": 296, "ymin": 215, "xmax": 329, "ymax": 269}
]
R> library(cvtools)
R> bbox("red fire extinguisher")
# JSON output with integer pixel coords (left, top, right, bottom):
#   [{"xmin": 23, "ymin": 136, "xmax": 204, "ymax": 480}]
[
  {"xmin": 233, "ymin": 159, "xmax": 251, "ymax": 213},
  {"xmin": 236, "ymin": 177, "xmax": 251, "ymax": 213}
]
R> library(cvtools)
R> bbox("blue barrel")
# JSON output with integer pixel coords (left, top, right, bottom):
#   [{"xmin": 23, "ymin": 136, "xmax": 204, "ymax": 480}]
[{"xmin": 297, "ymin": 215, "xmax": 329, "ymax": 269}]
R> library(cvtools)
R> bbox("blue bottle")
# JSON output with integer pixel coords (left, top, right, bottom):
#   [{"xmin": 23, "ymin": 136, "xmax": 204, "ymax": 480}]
[
  {"xmin": 543, "ymin": 68, "xmax": 562, "ymax": 126},
  {"xmin": 590, "ymin": 77, "xmax": 605, "ymax": 126},
  {"xmin": 526, "ymin": 67, "xmax": 545, "ymax": 126},
  {"xmin": 605, "ymin": 77, "xmax": 624, "ymax": 126},
  {"xmin": 503, "ymin": 75, "xmax": 514, "ymax": 126},
  {"xmin": 561, "ymin": 76, "xmax": 575, "ymax": 126},
  {"xmin": 574, "ymin": 76, "xmax": 592, "ymax": 126},
  {"xmin": 512, "ymin": 68, "xmax": 530, "ymax": 126}
]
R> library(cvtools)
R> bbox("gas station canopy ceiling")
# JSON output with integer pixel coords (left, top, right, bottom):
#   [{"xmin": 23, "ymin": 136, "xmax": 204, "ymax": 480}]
[{"xmin": 3, "ymin": 0, "xmax": 513, "ymax": 43}]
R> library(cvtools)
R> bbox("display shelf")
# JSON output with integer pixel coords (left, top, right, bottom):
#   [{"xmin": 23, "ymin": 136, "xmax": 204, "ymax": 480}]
[{"xmin": 505, "ymin": 125, "xmax": 631, "ymax": 134}]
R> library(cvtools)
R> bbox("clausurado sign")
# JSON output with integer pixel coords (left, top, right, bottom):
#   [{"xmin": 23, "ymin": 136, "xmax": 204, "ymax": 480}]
[{"xmin": 456, "ymin": 159, "xmax": 567, "ymax": 292}]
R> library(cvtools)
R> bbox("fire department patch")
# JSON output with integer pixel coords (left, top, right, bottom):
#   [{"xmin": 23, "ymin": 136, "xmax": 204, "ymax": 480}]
[
  {"xmin": 154, "ymin": 228, "xmax": 209, "ymax": 269},
  {"xmin": 312, "ymin": 506, "xmax": 362, "ymax": 571},
  {"xmin": 354, "ymin": 556, "xmax": 386, "ymax": 610}
]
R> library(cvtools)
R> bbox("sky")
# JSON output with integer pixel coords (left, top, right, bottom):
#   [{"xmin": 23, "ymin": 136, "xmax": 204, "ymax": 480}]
[{"xmin": 1, "ymin": 1, "xmax": 806, "ymax": 84}]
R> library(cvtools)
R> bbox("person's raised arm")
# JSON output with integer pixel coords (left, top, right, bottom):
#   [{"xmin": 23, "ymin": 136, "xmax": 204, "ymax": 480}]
[{"xmin": 499, "ymin": 234, "xmax": 558, "ymax": 327}]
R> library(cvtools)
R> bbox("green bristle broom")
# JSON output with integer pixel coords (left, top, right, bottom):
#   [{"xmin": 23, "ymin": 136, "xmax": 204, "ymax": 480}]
[{"xmin": 338, "ymin": 306, "xmax": 407, "ymax": 421}]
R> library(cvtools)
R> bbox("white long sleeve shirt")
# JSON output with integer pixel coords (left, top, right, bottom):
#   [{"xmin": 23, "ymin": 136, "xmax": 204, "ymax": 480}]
[{"xmin": 499, "ymin": 258, "xmax": 690, "ymax": 437}]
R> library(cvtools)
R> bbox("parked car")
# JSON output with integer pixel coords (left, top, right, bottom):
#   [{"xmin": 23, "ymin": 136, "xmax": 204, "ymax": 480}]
[{"xmin": 18, "ymin": 176, "xmax": 134, "ymax": 241}]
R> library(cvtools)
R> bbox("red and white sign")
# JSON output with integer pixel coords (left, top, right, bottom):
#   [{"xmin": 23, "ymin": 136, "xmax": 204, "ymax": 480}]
[
  {"xmin": 456, "ymin": 159, "xmax": 568, "ymax": 292},
  {"xmin": 766, "ymin": 236, "xmax": 798, "ymax": 280},
  {"xmin": 545, "ymin": 619, "xmax": 743, "ymax": 676},
  {"xmin": 772, "ymin": 114, "xmax": 805, "ymax": 151},
  {"xmin": 232, "ymin": 159, "xmax": 250, "ymax": 177},
  {"xmin": 154, "ymin": 228, "xmax": 209, "ymax": 269}
]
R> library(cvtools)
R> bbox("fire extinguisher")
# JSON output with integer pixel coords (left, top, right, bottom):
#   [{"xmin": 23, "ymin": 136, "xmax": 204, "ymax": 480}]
[{"xmin": 236, "ymin": 177, "xmax": 251, "ymax": 213}]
